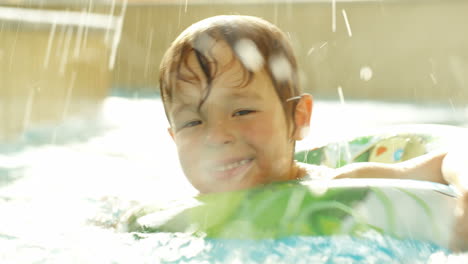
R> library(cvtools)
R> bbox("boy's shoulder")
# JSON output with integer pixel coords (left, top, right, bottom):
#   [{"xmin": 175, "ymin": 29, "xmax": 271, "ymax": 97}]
[{"xmin": 296, "ymin": 161, "xmax": 335, "ymax": 181}]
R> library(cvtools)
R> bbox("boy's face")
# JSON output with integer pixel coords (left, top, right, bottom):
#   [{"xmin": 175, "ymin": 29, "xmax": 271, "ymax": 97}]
[{"xmin": 167, "ymin": 41, "xmax": 307, "ymax": 193}]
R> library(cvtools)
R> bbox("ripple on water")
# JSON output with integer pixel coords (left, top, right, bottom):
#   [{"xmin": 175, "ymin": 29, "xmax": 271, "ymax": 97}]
[{"xmin": 123, "ymin": 232, "xmax": 455, "ymax": 264}]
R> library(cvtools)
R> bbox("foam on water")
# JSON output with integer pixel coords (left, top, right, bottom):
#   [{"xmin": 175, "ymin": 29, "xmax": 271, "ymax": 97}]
[
  {"xmin": 0, "ymin": 230, "xmax": 456, "ymax": 264},
  {"xmin": 1, "ymin": 96, "xmax": 468, "ymax": 263}
]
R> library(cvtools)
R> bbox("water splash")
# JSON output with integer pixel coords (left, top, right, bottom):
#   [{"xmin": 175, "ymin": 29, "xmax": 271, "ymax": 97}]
[
  {"xmin": 82, "ymin": 0, "xmax": 94, "ymax": 51},
  {"xmin": 429, "ymin": 58, "xmax": 438, "ymax": 85},
  {"xmin": 8, "ymin": 23, "xmax": 19, "ymax": 72},
  {"xmin": 337, "ymin": 86, "xmax": 352, "ymax": 165},
  {"xmin": 449, "ymin": 56, "xmax": 467, "ymax": 89},
  {"xmin": 55, "ymin": 24, "xmax": 66, "ymax": 57},
  {"xmin": 144, "ymin": 29, "xmax": 154, "ymax": 79},
  {"xmin": 193, "ymin": 32, "xmax": 215, "ymax": 54},
  {"xmin": 43, "ymin": 21, "xmax": 57, "ymax": 69},
  {"xmin": 332, "ymin": 0, "xmax": 336, "ymax": 32},
  {"xmin": 430, "ymin": 73, "xmax": 438, "ymax": 85},
  {"xmin": 449, "ymin": 99, "xmax": 456, "ymax": 112},
  {"xmin": 22, "ymin": 86, "xmax": 36, "ymax": 133},
  {"xmin": 104, "ymin": 0, "xmax": 116, "ymax": 45},
  {"xmin": 337, "ymin": 86, "xmax": 345, "ymax": 105},
  {"xmin": 2, "ymin": 97, "xmax": 468, "ymax": 263},
  {"xmin": 59, "ymin": 26, "xmax": 74, "ymax": 75},
  {"xmin": 178, "ymin": 0, "xmax": 183, "ymax": 29},
  {"xmin": 62, "ymin": 71, "xmax": 77, "ymax": 121},
  {"xmin": 428, "ymin": 251, "xmax": 468, "ymax": 264},
  {"xmin": 108, "ymin": 0, "xmax": 128, "ymax": 70},
  {"xmin": 51, "ymin": 71, "xmax": 77, "ymax": 144},
  {"xmin": 234, "ymin": 39, "xmax": 264, "ymax": 72},
  {"xmin": 307, "ymin": 47, "xmax": 315, "ymax": 56},
  {"xmin": 73, "ymin": 9, "xmax": 87, "ymax": 59},
  {"xmin": 342, "ymin": 9, "xmax": 352, "ymax": 37},
  {"xmin": 269, "ymin": 54, "xmax": 292, "ymax": 82},
  {"xmin": 360, "ymin": 66, "xmax": 373, "ymax": 81},
  {"xmin": 273, "ymin": 2, "xmax": 279, "ymax": 24}
]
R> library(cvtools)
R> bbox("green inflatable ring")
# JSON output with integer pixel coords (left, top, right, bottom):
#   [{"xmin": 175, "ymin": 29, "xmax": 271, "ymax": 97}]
[{"xmin": 122, "ymin": 124, "xmax": 464, "ymax": 249}]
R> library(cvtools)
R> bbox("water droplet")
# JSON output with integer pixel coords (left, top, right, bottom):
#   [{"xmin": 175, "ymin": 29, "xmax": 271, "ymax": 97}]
[
  {"xmin": 306, "ymin": 47, "xmax": 315, "ymax": 56},
  {"xmin": 430, "ymin": 73, "xmax": 437, "ymax": 85},
  {"xmin": 193, "ymin": 32, "xmax": 216, "ymax": 53},
  {"xmin": 342, "ymin": 9, "xmax": 352, "ymax": 37},
  {"xmin": 234, "ymin": 39, "xmax": 264, "ymax": 72},
  {"xmin": 331, "ymin": 0, "xmax": 336, "ymax": 32},
  {"xmin": 59, "ymin": 26, "xmax": 74, "ymax": 75},
  {"xmin": 144, "ymin": 29, "xmax": 154, "ymax": 78},
  {"xmin": 360, "ymin": 66, "xmax": 373, "ymax": 81},
  {"xmin": 269, "ymin": 54, "xmax": 292, "ymax": 82},
  {"xmin": 43, "ymin": 23, "xmax": 56, "ymax": 67},
  {"xmin": 108, "ymin": 0, "xmax": 128, "ymax": 70},
  {"xmin": 337, "ymin": 86, "xmax": 345, "ymax": 105}
]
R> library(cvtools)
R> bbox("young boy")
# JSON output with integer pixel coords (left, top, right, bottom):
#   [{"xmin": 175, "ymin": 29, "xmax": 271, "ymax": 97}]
[{"xmin": 159, "ymin": 15, "xmax": 467, "ymax": 250}]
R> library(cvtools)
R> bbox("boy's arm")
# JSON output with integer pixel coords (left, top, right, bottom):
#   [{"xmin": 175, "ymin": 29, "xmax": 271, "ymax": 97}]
[
  {"xmin": 451, "ymin": 192, "xmax": 468, "ymax": 252},
  {"xmin": 331, "ymin": 149, "xmax": 468, "ymax": 252},
  {"xmin": 302, "ymin": 149, "xmax": 468, "ymax": 252},
  {"xmin": 331, "ymin": 151, "xmax": 448, "ymax": 184}
]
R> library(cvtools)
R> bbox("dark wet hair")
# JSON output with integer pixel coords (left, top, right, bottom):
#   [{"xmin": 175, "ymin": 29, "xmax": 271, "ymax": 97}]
[{"xmin": 159, "ymin": 15, "xmax": 301, "ymax": 125}]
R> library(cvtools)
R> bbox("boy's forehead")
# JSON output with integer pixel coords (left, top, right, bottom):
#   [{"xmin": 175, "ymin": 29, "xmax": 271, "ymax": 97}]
[
  {"xmin": 171, "ymin": 82, "xmax": 203, "ymax": 106},
  {"xmin": 171, "ymin": 40, "xmax": 249, "ymax": 100},
  {"xmin": 198, "ymin": 38, "xmax": 234, "ymax": 65},
  {"xmin": 166, "ymin": 38, "xmax": 276, "ymax": 113},
  {"xmin": 190, "ymin": 39, "xmax": 238, "ymax": 74}
]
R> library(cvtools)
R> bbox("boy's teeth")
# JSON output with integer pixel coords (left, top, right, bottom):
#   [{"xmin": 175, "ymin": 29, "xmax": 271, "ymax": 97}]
[{"xmin": 214, "ymin": 159, "xmax": 250, "ymax": 172}]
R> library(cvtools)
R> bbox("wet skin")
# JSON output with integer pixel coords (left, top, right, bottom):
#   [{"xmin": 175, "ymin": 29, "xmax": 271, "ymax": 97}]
[{"xmin": 167, "ymin": 41, "xmax": 311, "ymax": 193}]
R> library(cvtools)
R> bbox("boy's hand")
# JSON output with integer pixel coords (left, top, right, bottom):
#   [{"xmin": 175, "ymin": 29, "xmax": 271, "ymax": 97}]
[
  {"xmin": 450, "ymin": 192, "xmax": 468, "ymax": 252},
  {"xmin": 442, "ymin": 149, "xmax": 468, "ymax": 192},
  {"xmin": 442, "ymin": 149, "xmax": 468, "ymax": 252}
]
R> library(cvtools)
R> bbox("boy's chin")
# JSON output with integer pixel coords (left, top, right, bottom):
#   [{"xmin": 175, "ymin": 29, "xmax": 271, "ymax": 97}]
[{"xmin": 197, "ymin": 179, "xmax": 259, "ymax": 194}]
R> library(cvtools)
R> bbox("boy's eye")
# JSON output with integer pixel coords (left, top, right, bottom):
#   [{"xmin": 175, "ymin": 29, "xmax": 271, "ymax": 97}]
[
  {"xmin": 182, "ymin": 120, "xmax": 202, "ymax": 128},
  {"xmin": 233, "ymin": 110, "xmax": 256, "ymax": 116}
]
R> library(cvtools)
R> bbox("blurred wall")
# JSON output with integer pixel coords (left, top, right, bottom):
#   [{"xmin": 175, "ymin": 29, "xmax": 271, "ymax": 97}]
[
  {"xmin": 114, "ymin": 1, "xmax": 468, "ymax": 104},
  {"xmin": 2, "ymin": 1, "xmax": 468, "ymax": 140},
  {"xmin": 0, "ymin": 9, "xmax": 111, "ymax": 141}
]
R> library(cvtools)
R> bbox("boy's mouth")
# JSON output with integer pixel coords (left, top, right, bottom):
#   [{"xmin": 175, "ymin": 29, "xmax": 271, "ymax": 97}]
[{"xmin": 208, "ymin": 158, "xmax": 254, "ymax": 180}]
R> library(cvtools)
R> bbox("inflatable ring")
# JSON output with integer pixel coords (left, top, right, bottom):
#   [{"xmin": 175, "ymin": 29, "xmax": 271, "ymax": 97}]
[
  {"xmin": 295, "ymin": 124, "xmax": 463, "ymax": 168},
  {"xmin": 123, "ymin": 125, "xmax": 464, "ymax": 250}
]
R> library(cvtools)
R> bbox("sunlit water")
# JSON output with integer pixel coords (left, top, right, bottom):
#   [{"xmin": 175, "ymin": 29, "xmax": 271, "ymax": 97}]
[{"xmin": 1, "ymin": 96, "xmax": 468, "ymax": 263}]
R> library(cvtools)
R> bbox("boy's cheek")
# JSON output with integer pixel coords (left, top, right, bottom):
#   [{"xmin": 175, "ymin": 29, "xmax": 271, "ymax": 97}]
[
  {"xmin": 240, "ymin": 117, "xmax": 275, "ymax": 140},
  {"xmin": 240, "ymin": 118, "xmax": 282, "ymax": 143},
  {"xmin": 174, "ymin": 137, "xmax": 202, "ymax": 171},
  {"xmin": 174, "ymin": 131, "xmax": 202, "ymax": 149}
]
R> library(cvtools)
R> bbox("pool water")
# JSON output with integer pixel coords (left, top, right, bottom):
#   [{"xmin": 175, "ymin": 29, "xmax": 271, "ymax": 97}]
[
  {"xmin": 1, "ymin": 96, "xmax": 467, "ymax": 263},
  {"xmin": 0, "ymin": 230, "xmax": 455, "ymax": 264}
]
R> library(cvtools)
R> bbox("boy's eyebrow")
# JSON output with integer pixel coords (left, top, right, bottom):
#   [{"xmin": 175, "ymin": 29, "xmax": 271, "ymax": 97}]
[
  {"xmin": 170, "ymin": 103, "xmax": 197, "ymax": 117},
  {"xmin": 228, "ymin": 90, "xmax": 262, "ymax": 101},
  {"xmin": 170, "ymin": 90, "xmax": 263, "ymax": 117}
]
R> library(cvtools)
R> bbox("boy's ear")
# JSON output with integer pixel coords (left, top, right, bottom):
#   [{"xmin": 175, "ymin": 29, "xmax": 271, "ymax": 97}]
[
  {"xmin": 168, "ymin": 127, "xmax": 175, "ymax": 141},
  {"xmin": 293, "ymin": 94, "xmax": 313, "ymax": 140}
]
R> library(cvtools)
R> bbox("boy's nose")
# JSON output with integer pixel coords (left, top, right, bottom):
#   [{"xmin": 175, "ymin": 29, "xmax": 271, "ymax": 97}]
[{"xmin": 204, "ymin": 121, "xmax": 235, "ymax": 146}]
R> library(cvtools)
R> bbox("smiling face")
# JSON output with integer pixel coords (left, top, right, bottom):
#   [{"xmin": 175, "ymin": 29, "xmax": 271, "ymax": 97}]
[{"xmin": 166, "ymin": 41, "xmax": 306, "ymax": 193}]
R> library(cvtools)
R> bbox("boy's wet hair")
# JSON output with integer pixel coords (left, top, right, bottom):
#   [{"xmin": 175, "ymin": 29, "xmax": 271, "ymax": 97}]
[{"xmin": 159, "ymin": 15, "xmax": 301, "ymax": 124}]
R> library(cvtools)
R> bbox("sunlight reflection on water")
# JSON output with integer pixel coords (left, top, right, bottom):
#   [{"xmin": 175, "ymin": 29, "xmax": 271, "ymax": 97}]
[{"xmin": 0, "ymin": 96, "xmax": 467, "ymax": 263}]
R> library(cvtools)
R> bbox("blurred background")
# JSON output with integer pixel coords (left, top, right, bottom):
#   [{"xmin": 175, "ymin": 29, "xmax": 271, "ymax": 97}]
[
  {"xmin": 0, "ymin": 2, "xmax": 467, "ymax": 262},
  {"xmin": 1, "ymin": 0, "xmax": 468, "ymax": 142}
]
